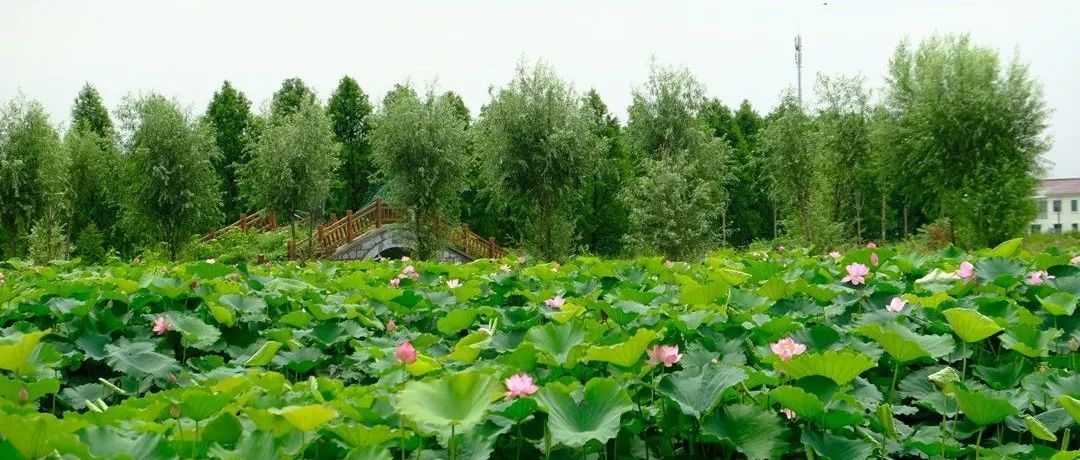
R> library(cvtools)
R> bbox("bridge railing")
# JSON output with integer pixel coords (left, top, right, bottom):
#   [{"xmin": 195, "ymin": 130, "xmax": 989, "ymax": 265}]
[
  {"xmin": 288, "ymin": 199, "xmax": 505, "ymax": 260},
  {"xmin": 201, "ymin": 210, "xmax": 278, "ymax": 243}
]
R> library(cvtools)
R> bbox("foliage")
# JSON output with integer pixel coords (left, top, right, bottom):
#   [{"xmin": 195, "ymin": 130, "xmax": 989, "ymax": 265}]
[
  {"xmin": 575, "ymin": 90, "xmax": 630, "ymax": 256},
  {"xmin": 760, "ymin": 91, "xmax": 821, "ymax": 245},
  {"xmin": 117, "ymin": 94, "xmax": 222, "ymax": 260},
  {"xmin": 205, "ymin": 81, "xmax": 256, "ymax": 221},
  {"xmin": 474, "ymin": 60, "xmax": 601, "ymax": 260},
  {"xmin": 73, "ymin": 222, "xmax": 107, "ymax": 265},
  {"xmin": 183, "ymin": 229, "xmax": 289, "ymax": 264},
  {"xmin": 70, "ymin": 83, "xmax": 114, "ymax": 139},
  {"xmin": 882, "ymin": 33, "xmax": 1049, "ymax": 247},
  {"xmin": 270, "ymin": 77, "xmax": 318, "ymax": 120},
  {"xmin": 327, "ymin": 76, "xmax": 375, "ymax": 214},
  {"xmin": 64, "ymin": 127, "xmax": 123, "ymax": 251},
  {"xmin": 0, "ymin": 97, "xmax": 69, "ymax": 258},
  {"xmin": 240, "ymin": 98, "xmax": 339, "ymax": 242},
  {"xmin": 0, "ymin": 243, "xmax": 1077, "ymax": 458},
  {"xmin": 26, "ymin": 212, "xmax": 73, "ymax": 264},
  {"xmin": 704, "ymin": 99, "xmax": 772, "ymax": 245},
  {"xmin": 623, "ymin": 63, "xmax": 731, "ymax": 259}
]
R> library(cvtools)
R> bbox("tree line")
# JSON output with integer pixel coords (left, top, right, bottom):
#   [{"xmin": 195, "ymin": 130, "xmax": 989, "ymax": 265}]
[{"xmin": 0, "ymin": 33, "xmax": 1049, "ymax": 262}]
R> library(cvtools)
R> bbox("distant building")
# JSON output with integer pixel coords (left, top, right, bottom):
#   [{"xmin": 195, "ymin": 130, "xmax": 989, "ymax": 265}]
[{"xmin": 1031, "ymin": 178, "xmax": 1080, "ymax": 234}]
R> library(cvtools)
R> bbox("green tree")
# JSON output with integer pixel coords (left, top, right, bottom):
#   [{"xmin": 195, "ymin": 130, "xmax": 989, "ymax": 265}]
[
  {"xmin": 205, "ymin": 81, "xmax": 255, "ymax": 221},
  {"xmin": 326, "ymin": 76, "xmax": 375, "ymax": 213},
  {"xmin": 577, "ymin": 89, "xmax": 630, "ymax": 256},
  {"xmin": 65, "ymin": 128, "xmax": 122, "ymax": 249},
  {"xmin": 0, "ymin": 98, "xmax": 69, "ymax": 257},
  {"xmin": 241, "ymin": 98, "xmax": 339, "ymax": 249},
  {"xmin": 622, "ymin": 63, "xmax": 731, "ymax": 259},
  {"xmin": 760, "ymin": 92, "xmax": 818, "ymax": 244},
  {"xmin": 370, "ymin": 84, "xmax": 470, "ymax": 259},
  {"xmin": 474, "ymin": 61, "xmax": 601, "ymax": 260},
  {"xmin": 71, "ymin": 83, "xmax": 113, "ymax": 139},
  {"xmin": 270, "ymin": 77, "xmax": 317, "ymax": 120},
  {"xmin": 883, "ymin": 34, "xmax": 1049, "ymax": 247},
  {"xmin": 812, "ymin": 74, "xmax": 875, "ymax": 244},
  {"xmin": 118, "ymin": 94, "xmax": 222, "ymax": 260},
  {"xmin": 701, "ymin": 99, "xmax": 772, "ymax": 245}
]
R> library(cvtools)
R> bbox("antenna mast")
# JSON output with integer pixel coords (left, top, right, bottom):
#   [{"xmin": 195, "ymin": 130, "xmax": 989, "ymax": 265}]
[{"xmin": 794, "ymin": 35, "xmax": 803, "ymax": 103}]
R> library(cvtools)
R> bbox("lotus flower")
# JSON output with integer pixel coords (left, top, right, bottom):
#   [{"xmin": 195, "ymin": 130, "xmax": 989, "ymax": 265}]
[
  {"xmin": 645, "ymin": 344, "xmax": 682, "ymax": 367},
  {"xmin": 770, "ymin": 337, "xmax": 806, "ymax": 361},
  {"xmin": 447, "ymin": 279, "xmax": 462, "ymax": 289},
  {"xmin": 956, "ymin": 261, "xmax": 975, "ymax": 281},
  {"xmin": 205, "ymin": 258, "xmax": 216, "ymax": 264},
  {"xmin": 828, "ymin": 251, "xmax": 842, "ymax": 260},
  {"xmin": 500, "ymin": 264, "xmax": 511, "ymax": 272},
  {"xmin": 866, "ymin": 241, "xmax": 877, "ymax": 248},
  {"xmin": 545, "ymin": 295, "xmax": 565, "ymax": 309},
  {"xmin": 389, "ymin": 277, "xmax": 401, "ymax": 288},
  {"xmin": 664, "ymin": 260, "xmax": 674, "ymax": 268},
  {"xmin": 777, "ymin": 246, "xmax": 786, "ymax": 254},
  {"xmin": 886, "ymin": 297, "xmax": 906, "ymax": 313},
  {"xmin": 386, "ymin": 319, "xmax": 397, "ymax": 332},
  {"xmin": 841, "ymin": 263, "xmax": 870, "ymax": 285},
  {"xmin": 1072, "ymin": 255, "xmax": 1080, "ymax": 266},
  {"xmin": 518, "ymin": 256, "xmax": 527, "ymax": 264},
  {"xmin": 395, "ymin": 341, "xmax": 417, "ymax": 364},
  {"xmin": 870, "ymin": 253, "xmax": 880, "ymax": 266},
  {"xmin": 401, "ymin": 256, "xmax": 410, "ymax": 262},
  {"xmin": 0, "ymin": 272, "xmax": 5, "ymax": 284},
  {"xmin": 1027, "ymin": 271, "xmax": 1051, "ymax": 285},
  {"xmin": 168, "ymin": 374, "xmax": 178, "ymax": 384},
  {"xmin": 18, "ymin": 387, "xmax": 28, "ymax": 402},
  {"xmin": 401, "ymin": 265, "xmax": 419, "ymax": 280},
  {"xmin": 781, "ymin": 408, "xmax": 796, "ymax": 420},
  {"xmin": 504, "ymin": 373, "xmax": 539, "ymax": 399},
  {"xmin": 152, "ymin": 316, "xmax": 172, "ymax": 335}
]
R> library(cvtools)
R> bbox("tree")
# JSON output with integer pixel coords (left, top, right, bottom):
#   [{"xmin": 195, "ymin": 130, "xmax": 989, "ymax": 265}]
[
  {"xmin": 65, "ymin": 128, "xmax": 122, "ymax": 249},
  {"xmin": 205, "ymin": 81, "xmax": 255, "ymax": 221},
  {"xmin": 474, "ymin": 61, "xmax": 601, "ymax": 260},
  {"xmin": 326, "ymin": 76, "xmax": 375, "ymax": 213},
  {"xmin": 71, "ymin": 83, "xmax": 113, "ymax": 139},
  {"xmin": 701, "ymin": 98, "xmax": 772, "ymax": 246},
  {"xmin": 812, "ymin": 74, "xmax": 875, "ymax": 244},
  {"xmin": 760, "ymin": 92, "xmax": 818, "ymax": 244},
  {"xmin": 0, "ymin": 98, "xmax": 69, "ymax": 258},
  {"xmin": 576, "ymin": 89, "xmax": 630, "ymax": 256},
  {"xmin": 883, "ymin": 34, "xmax": 1049, "ymax": 247},
  {"xmin": 370, "ymin": 84, "xmax": 470, "ymax": 259},
  {"xmin": 270, "ymin": 77, "xmax": 317, "ymax": 120},
  {"xmin": 118, "ymin": 94, "xmax": 221, "ymax": 260},
  {"xmin": 241, "ymin": 98, "xmax": 339, "ymax": 248},
  {"xmin": 622, "ymin": 63, "xmax": 731, "ymax": 260}
]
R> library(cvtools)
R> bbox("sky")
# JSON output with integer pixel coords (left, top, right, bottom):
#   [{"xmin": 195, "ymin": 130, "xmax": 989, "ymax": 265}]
[{"xmin": 2, "ymin": 0, "xmax": 1078, "ymax": 177}]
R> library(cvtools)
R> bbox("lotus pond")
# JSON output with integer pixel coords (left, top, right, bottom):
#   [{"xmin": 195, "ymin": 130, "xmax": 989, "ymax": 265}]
[{"xmin": 1, "ymin": 240, "xmax": 1079, "ymax": 459}]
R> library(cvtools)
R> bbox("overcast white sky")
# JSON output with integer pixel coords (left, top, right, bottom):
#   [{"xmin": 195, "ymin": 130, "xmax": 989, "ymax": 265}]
[{"xmin": 3, "ymin": 1, "xmax": 1077, "ymax": 177}]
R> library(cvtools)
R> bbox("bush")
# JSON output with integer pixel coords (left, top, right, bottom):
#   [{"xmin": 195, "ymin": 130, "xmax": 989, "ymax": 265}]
[
  {"xmin": 183, "ymin": 228, "xmax": 289, "ymax": 263},
  {"xmin": 74, "ymin": 223, "xmax": 106, "ymax": 264},
  {"xmin": 26, "ymin": 217, "xmax": 72, "ymax": 264}
]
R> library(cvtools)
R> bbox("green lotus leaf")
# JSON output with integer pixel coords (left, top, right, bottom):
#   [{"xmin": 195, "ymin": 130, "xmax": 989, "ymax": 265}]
[
  {"xmin": 436, "ymin": 308, "xmax": 480, "ymax": 335},
  {"xmin": 202, "ymin": 413, "xmax": 244, "ymax": 445},
  {"xmin": 243, "ymin": 340, "xmax": 283, "ymax": 367},
  {"xmin": 0, "ymin": 412, "xmax": 90, "ymax": 459},
  {"xmin": 585, "ymin": 328, "xmax": 660, "ymax": 367},
  {"xmin": 272, "ymin": 404, "xmax": 338, "ymax": 432},
  {"xmin": 79, "ymin": 427, "xmax": 173, "ymax": 460},
  {"xmin": 657, "ymin": 365, "xmax": 747, "ymax": 419},
  {"xmin": 701, "ymin": 403, "xmax": 785, "ymax": 460},
  {"xmin": 1000, "ymin": 325, "xmax": 1063, "ymax": 358},
  {"xmin": 772, "ymin": 349, "xmax": 876, "ymax": 385},
  {"xmin": 942, "ymin": 308, "xmax": 1002, "ymax": 343},
  {"xmin": 166, "ymin": 312, "xmax": 221, "ymax": 350},
  {"xmin": 445, "ymin": 332, "xmax": 493, "ymax": 364},
  {"xmin": 396, "ymin": 370, "xmax": 500, "ymax": 435},
  {"xmin": 769, "ymin": 385, "xmax": 825, "ymax": 418},
  {"xmin": 981, "ymin": 237, "xmax": 1023, "ymax": 258},
  {"xmin": 1059, "ymin": 395, "xmax": 1080, "ymax": 423},
  {"xmin": 332, "ymin": 424, "xmax": 405, "ymax": 447},
  {"xmin": 526, "ymin": 321, "xmax": 587, "ymax": 367},
  {"xmin": 801, "ymin": 430, "xmax": 875, "ymax": 460},
  {"xmin": 179, "ymin": 389, "xmax": 232, "ymax": 421},
  {"xmin": 0, "ymin": 329, "xmax": 49, "ymax": 375},
  {"xmin": 105, "ymin": 339, "xmax": 179, "ymax": 379},
  {"xmin": 954, "ymin": 387, "xmax": 1017, "ymax": 426},
  {"xmin": 1024, "ymin": 415, "xmax": 1057, "ymax": 442},
  {"xmin": 856, "ymin": 323, "xmax": 955, "ymax": 363},
  {"xmin": 1039, "ymin": 292, "xmax": 1077, "ymax": 316},
  {"xmin": 535, "ymin": 377, "xmax": 633, "ymax": 448}
]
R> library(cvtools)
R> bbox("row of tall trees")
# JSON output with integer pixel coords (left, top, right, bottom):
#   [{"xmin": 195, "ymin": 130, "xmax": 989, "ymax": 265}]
[{"xmin": 0, "ymin": 33, "xmax": 1049, "ymax": 262}]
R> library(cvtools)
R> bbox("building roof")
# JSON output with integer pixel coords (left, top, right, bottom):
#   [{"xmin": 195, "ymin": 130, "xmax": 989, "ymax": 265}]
[{"xmin": 1039, "ymin": 178, "xmax": 1080, "ymax": 197}]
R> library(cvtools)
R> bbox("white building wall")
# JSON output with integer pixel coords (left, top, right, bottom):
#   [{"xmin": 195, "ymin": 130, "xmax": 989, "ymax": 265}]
[{"xmin": 1031, "ymin": 194, "xmax": 1080, "ymax": 234}]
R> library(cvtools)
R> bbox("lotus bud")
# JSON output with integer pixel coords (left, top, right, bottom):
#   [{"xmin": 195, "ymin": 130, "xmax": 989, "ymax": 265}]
[
  {"xmin": 1069, "ymin": 337, "xmax": 1079, "ymax": 352},
  {"xmin": 18, "ymin": 387, "xmax": 28, "ymax": 403}
]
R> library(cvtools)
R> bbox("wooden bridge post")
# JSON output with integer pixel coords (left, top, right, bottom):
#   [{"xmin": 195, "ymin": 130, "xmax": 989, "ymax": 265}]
[
  {"xmin": 288, "ymin": 240, "xmax": 295, "ymax": 260},
  {"xmin": 268, "ymin": 212, "xmax": 277, "ymax": 230},
  {"xmin": 239, "ymin": 213, "xmax": 248, "ymax": 230},
  {"xmin": 488, "ymin": 237, "xmax": 497, "ymax": 259},
  {"xmin": 316, "ymin": 226, "xmax": 324, "ymax": 256},
  {"xmin": 375, "ymin": 199, "xmax": 383, "ymax": 227},
  {"xmin": 346, "ymin": 209, "xmax": 355, "ymax": 241}
]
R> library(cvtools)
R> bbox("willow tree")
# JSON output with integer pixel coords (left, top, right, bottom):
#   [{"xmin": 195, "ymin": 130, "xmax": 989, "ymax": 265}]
[
  {"xmin": 370, "ymin": 84, "xmax": 469, "ymax": 259},
  {"xmin": 241, "ymin": 99, "xmax": 339, "ymax": 247},
  {"xmin": 621, "ymin": 63, "xmax": 731, "ymax": 260},
  {"xmin": 118, "ymin": 95, "xmax": 221, "ymax": 259},
  {"xmin": 474, "ymin": 61, "xmax": 601, "ymax": 260},
  {"xmin": 883, "ymin": 34, "xmax": 1049, "ymax": 247}
]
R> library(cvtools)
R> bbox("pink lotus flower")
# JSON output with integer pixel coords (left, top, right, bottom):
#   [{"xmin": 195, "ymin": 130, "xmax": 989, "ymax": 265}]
[
  {"xmin": 870, "ymin": 252, "xmax": 880, "ymax": 266},
  {"xmin": 0, "ymin": 272, "xmax": 5, "ymax": 284},
  {"xmin": 400, "ymin": 265, "xmax": 419, "ymax": 280},
  {"xmin": 545, "ymin": 295, "xmax": 565, "ymax": 309},
  {"xmin": 777, "ymin": 246, "xmax": 786, "ymax": 254},
  {"xmin": 500, "ymin": 264, "xmax": 511, "ymax": 272},
  {"xmin": 646, "ymin": 344, "xmax": 682, "ymax": 367},
  {"xmin": 886, "ymin": 297, "xmax": 906, "ymax": 313},
  {"xmin": 770, "ymin": 337, "xmax": 807, "ymax": 361},
  {"xmin": 401, "ymin": 256, "xmax": 410, "ymax": 262},
  {"xmin": 389, "ymin": 277, "xmax": 401, "ymax": 288},
  {"xmin": 18, "ymin": 387, "xmax": 28, "ymax": 402},
  {"xmin": 447, "ymin": 279, "xmax": 462, "ymax": 289},
  {"xmin": 956, "ymin": 261, "xmax": 975, "ymax": 281},
  {"xmin": 1027, "ymin": 271, "xmax": 1052, "ymax": 285},
  {"xmin": 168, "ymin": 374, "xmax": 178, "ymax": 384},
  {"xmin": 152, "ymin": 316, "xmax": 172, "ymax": 335},
  {"xmin": 781, "ymin": 408, "xmax": 796, "ymax": 420},
  {"xmin": 841, "ymin": 263, "xmax": 870, "ymax": 285},
  {"xmin": 386, "ymin": 319, "xmax": 397, "ymax": 332},
  {"xmin": 1072, "ymin": 255, "xmax": 1080, "ymax": 265},
  {"xmin": 664, "ymin": 260, "xmax": 674, "ymax": 268},
  {"xmin": 504, "ymin": 373, "xmax": 539, "ymax": 399},
  {"xmin": 828, "ymin": 251, "xmax": 842, "ymax": 260},
  {"xmin": 866, "ymin": 241, "xmax": 877, "ymax": 248},
  {"xmin": 395, "ymin": 341, "xmax": 417, "ymax": 364}
]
